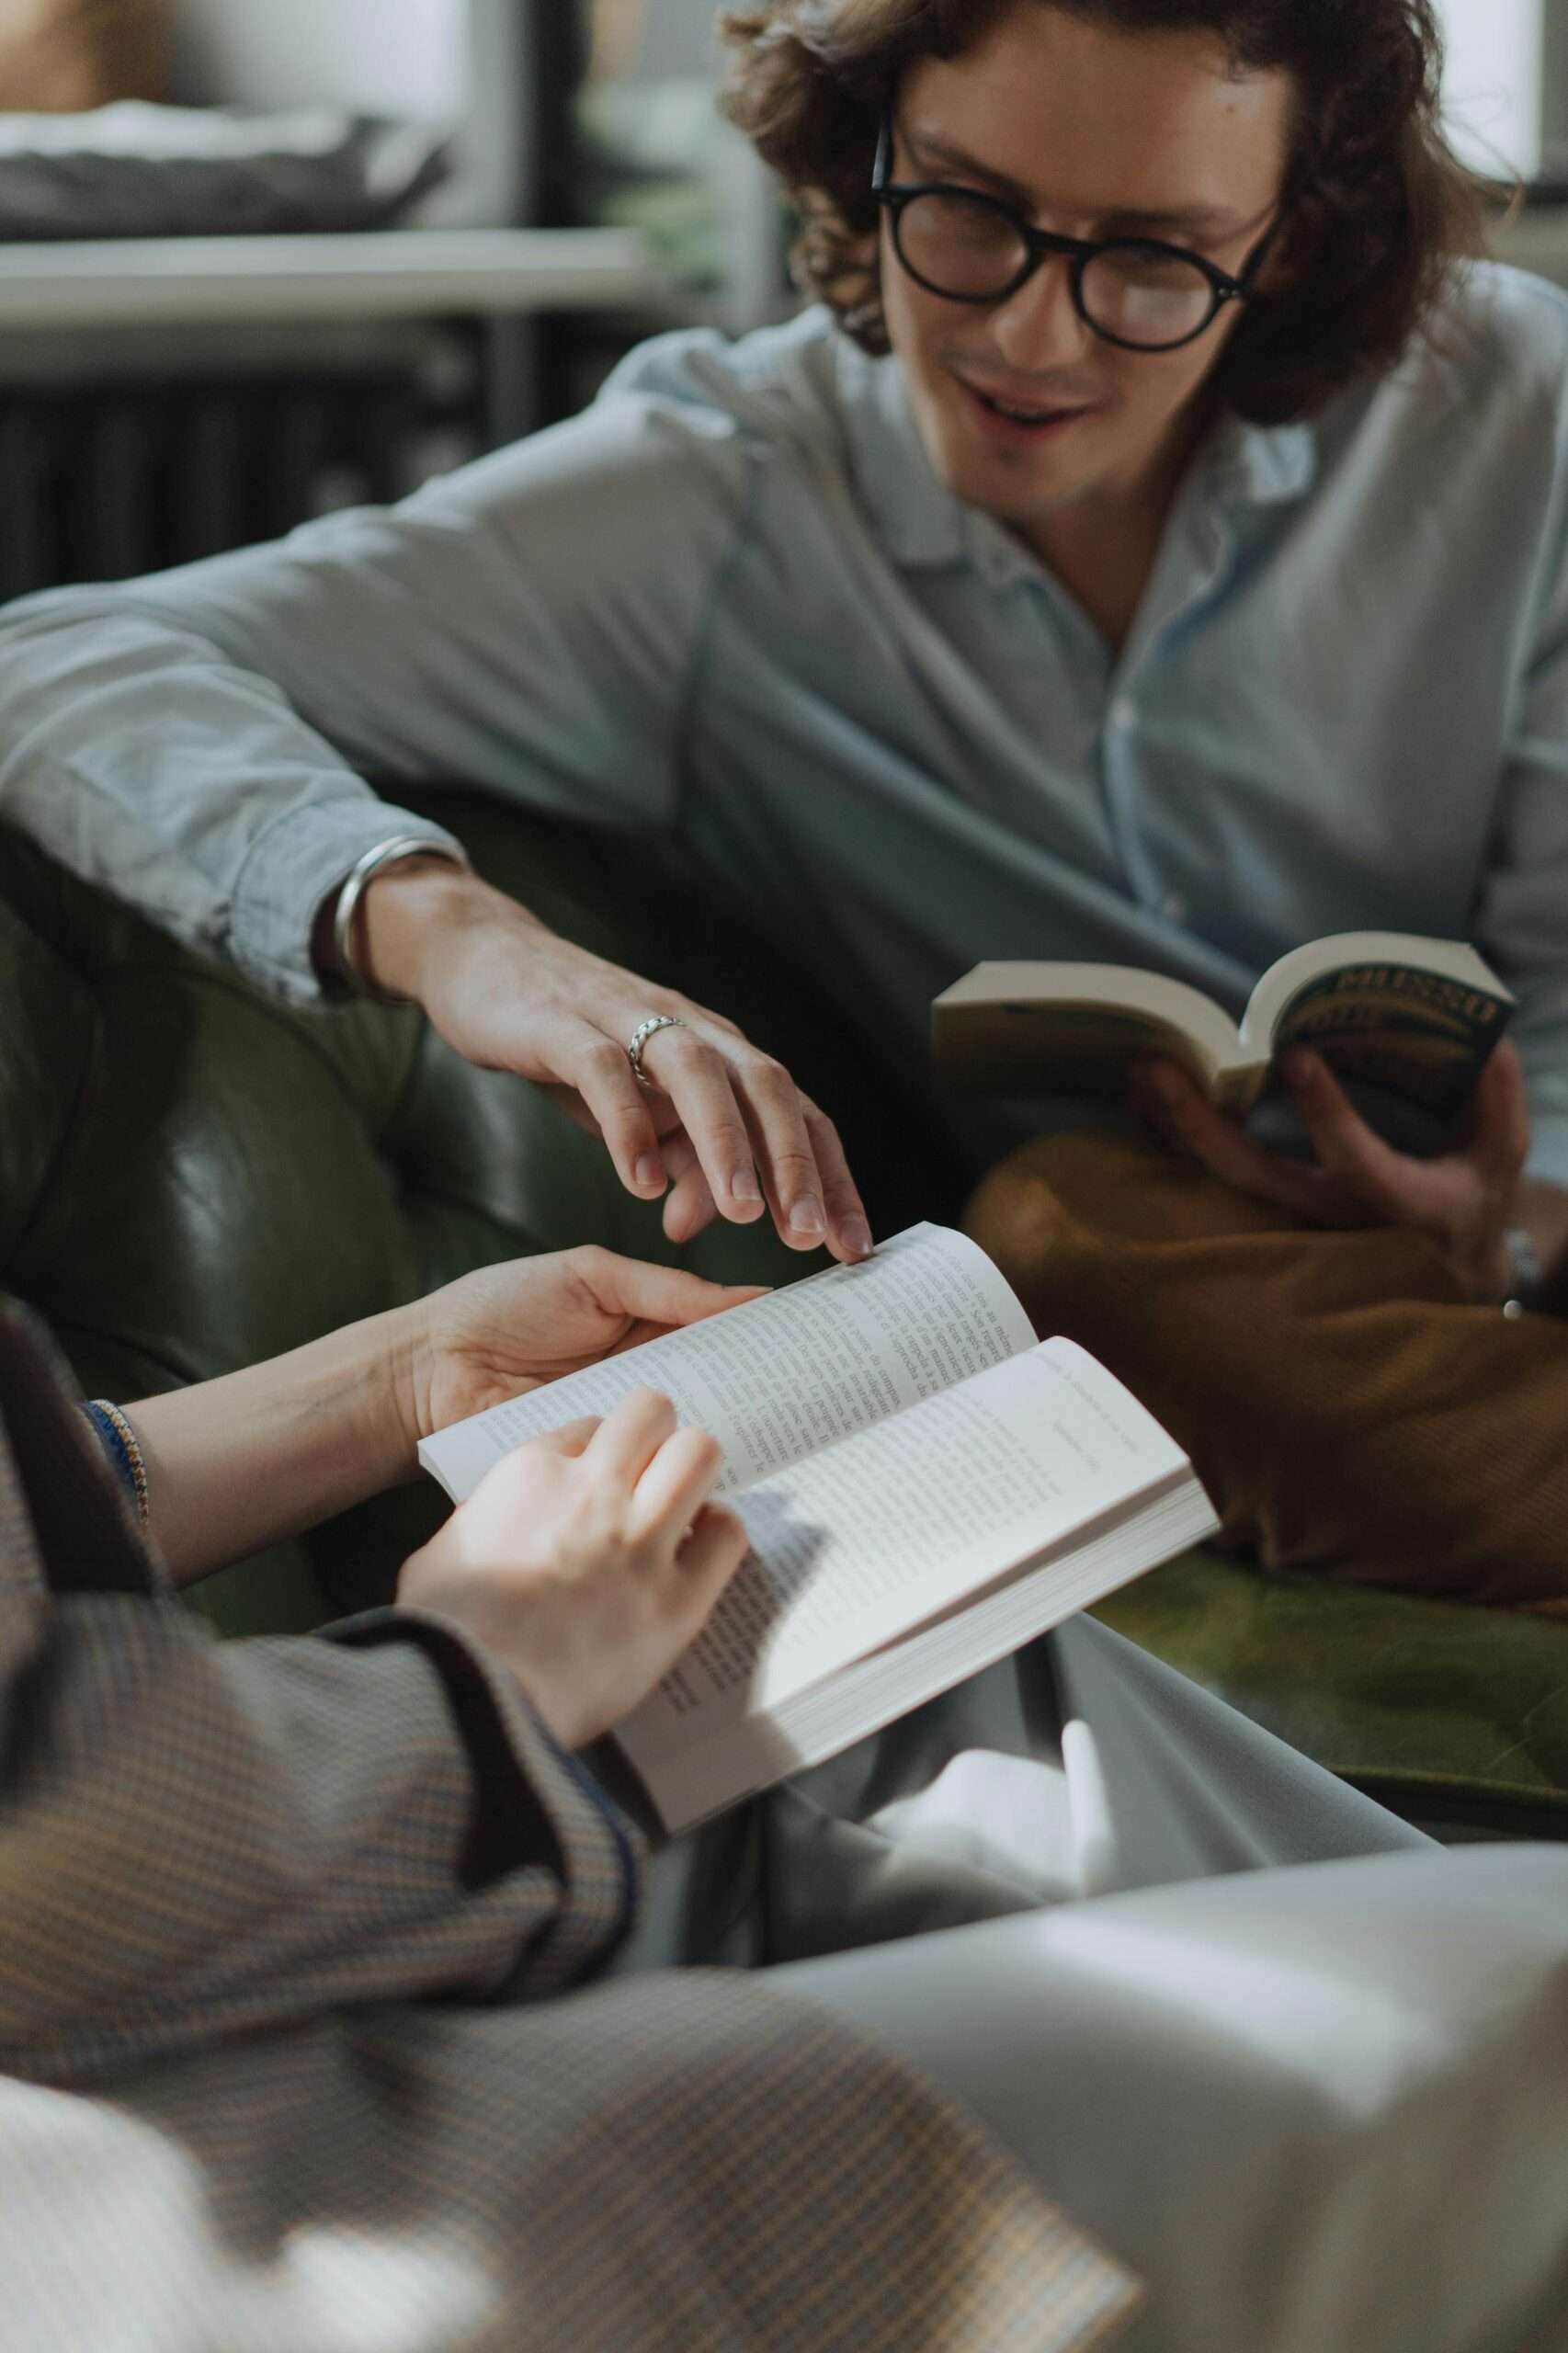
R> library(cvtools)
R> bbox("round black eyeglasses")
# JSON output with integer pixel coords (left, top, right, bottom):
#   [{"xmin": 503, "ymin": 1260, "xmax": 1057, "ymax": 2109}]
[{"xmin": 871, "ymin": 119, "xmax": 1281, "ymax": 354}]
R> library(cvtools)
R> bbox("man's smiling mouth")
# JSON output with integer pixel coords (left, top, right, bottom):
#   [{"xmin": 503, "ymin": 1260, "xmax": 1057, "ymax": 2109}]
[{"xmin": 955, "ymin": 375, "xmax": 1097, "ymax": 432}]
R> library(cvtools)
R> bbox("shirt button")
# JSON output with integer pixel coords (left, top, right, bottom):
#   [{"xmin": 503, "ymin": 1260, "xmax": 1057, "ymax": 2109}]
[
  {"xmin": 1108, "ymin": 699, "xmax": 1136, "ymax": 734},
  {"xmin": 1160, "ymin": 890, "xmax": 1188, "ymax": 924}
]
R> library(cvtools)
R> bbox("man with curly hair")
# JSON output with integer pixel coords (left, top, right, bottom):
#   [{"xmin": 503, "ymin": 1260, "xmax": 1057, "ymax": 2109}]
[{"xmin": 3, "ymin": 0, "xmax": 1567, "ymax": 1590}]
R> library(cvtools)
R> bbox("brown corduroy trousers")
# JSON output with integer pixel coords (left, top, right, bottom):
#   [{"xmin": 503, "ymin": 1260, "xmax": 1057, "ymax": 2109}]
[{"xmin": 965, "ymin": 1134, "xmax": 1568, "ymax": 1614}]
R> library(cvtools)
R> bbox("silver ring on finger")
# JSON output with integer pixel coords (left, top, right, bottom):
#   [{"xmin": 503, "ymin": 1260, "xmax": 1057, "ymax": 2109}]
[{"xmin": 627, "ymin": 1013, "xmax": 687, "ymax": 1087}]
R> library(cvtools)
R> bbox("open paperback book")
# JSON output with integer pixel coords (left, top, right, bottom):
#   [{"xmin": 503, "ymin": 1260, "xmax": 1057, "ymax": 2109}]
[
  {"xmin": 419, "ymin": 1224, "xmax": 1218, "ymax": 1834},
  {"xmin": 933, "ymin": 931, "xmax": 1514, "ymax": 1123}
]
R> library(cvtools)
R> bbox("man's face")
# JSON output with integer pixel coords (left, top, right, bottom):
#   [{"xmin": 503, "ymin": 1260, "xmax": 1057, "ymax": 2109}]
[{"xmin": 881, "ymin": 6, "xmax": 1293, "ymax": 537}]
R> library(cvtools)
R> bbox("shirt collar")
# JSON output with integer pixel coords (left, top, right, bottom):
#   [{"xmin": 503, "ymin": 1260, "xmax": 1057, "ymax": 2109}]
[
  {"xmin": 835, "ymin": 335, "xmax": 970, "ymax": 569},
  {"xmin": 835, "ymin": 329, "xmax": 1318, "ymax": 571},
  {"xmin": 1197, "ymin": 405, "xmax": 1318, "ymax": 507}
]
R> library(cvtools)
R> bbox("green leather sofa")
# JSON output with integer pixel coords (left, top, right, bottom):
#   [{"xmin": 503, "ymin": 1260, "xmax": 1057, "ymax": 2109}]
[{"xmin": 4, "ymin": 790, "xmax": 1565, "ymax": 1844}]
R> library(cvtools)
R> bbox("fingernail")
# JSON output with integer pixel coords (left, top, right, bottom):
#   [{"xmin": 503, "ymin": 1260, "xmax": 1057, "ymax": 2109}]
[
  {"xmin": 730, "ymin": 1165, "xmax": 763, "ymax": 1204},
  {"xmin": 841, "ymin": 1215, "xmax": 874, "ymax": 1259},
  {"xmin": 789, "ymin": 1194, "xmax": 827, "ymax": 1239},
  {"xmin": 634, "ymin": 1151, "xmax": 665, "ymax": 1192}
]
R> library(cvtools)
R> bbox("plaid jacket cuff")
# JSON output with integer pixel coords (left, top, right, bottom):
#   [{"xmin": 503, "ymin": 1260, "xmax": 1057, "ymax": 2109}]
[{"xmin": 327, "ymin": 1608, "xmax": 643, "ymax": 1991}]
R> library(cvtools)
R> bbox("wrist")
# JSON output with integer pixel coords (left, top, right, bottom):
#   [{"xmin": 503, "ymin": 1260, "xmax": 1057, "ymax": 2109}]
[
  {"xmin": 389, "ymin": 1292, "xmax": 449, "ymax": 1472},
  {"xmin": 262, "ymin": 1305, "xmax": 424, "ymax": 1495},
  {"xmin": 358, "ymin": 858, "xmax": 497, "ymax": 1003},
  {"xmin": 290, "ymin": 1307, "xmax": 422, "ymax": 1493},
  {"xmin": 1499, "ymin": 1222, "xmax": 1545, "ymax": 1310},
  {"xmin": 362, "ymin": 1299, "xmax": 432, "ymax": 1483},
  {"xmin": 312, "ymin": 838, "xmax": 475, "ymax": 1005}
]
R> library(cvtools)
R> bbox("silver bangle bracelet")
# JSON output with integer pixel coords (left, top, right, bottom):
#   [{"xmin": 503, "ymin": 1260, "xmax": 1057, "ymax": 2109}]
[{"xmin": 331, "ymin": 835, "xmax": 472, "ymax": 1005}]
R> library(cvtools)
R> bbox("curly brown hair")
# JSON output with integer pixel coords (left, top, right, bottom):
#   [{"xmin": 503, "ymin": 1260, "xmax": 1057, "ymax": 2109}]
[{"xmin": 719, "ymin": 0, "xmax": 1494, "ymax": 424}]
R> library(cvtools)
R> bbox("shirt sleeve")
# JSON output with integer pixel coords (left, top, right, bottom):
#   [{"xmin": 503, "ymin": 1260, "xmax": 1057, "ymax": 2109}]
[
  {"xmin": 1476, "ymin": 430, "xmax": 1568, "ymax": 1191},
  {"xmin": 0, "ymin": 343, "xmax": 752, "ymax": 1005}
]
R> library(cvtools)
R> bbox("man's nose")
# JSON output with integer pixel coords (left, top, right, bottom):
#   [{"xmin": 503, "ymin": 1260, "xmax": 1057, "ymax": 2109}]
[{"xmin": 989, "ymin": 254, "xmax": 1093, "ymax": 372}]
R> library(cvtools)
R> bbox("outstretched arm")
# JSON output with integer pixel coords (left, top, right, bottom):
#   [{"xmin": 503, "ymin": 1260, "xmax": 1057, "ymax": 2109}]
[
  {"xmin": 117, "ymin": 1246, "xmax": 762, "ymax": 1585},
  {"xmin": 0, "ymin": 381, "xmax": 872, "ymax": 1263}
]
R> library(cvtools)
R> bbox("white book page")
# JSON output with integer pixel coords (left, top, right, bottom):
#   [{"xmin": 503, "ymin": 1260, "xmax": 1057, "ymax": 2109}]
[
  {"xmin": 417, "ymin": 1222, "xmax": 1036, "ymax": 1503},
  {"xmin": 615, "ymin": 1337, "xmax": 1188, "ymax": 1790},
  {"xmin": 639, "ymin": 1481, "xmax": 1218, "ymax": 1834}
]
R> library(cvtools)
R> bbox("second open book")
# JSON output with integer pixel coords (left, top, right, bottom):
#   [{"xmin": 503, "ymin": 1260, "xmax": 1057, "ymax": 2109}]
[
  {"xmin": 419, "ymin": 1225, "xmax": 1218, "ymax": 1833},
  {"xmin": 933, "ymin": 932, "xmax": 1514, "ymax": 1123}
]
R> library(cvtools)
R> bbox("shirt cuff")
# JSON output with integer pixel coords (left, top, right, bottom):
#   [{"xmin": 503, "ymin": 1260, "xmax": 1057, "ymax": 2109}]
[{"xmin": 229, "ymin": 793, "xmax": 467, "ymax": 1005}]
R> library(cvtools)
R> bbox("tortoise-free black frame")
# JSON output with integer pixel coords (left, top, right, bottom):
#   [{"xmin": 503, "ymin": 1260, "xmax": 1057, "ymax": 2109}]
[{"xmin": 871, "ymin": 116, "xmax": 1282, "ymax": 354}]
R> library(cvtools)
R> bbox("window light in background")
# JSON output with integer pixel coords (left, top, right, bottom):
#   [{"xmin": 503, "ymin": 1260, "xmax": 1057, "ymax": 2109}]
[
  {"xmin": 165, "ymin": 0, "xmax": 472, "ymax": 123},
  {"xmin": 1436, "ymin": 0, "xmax": 1545, "ymax": 180}
]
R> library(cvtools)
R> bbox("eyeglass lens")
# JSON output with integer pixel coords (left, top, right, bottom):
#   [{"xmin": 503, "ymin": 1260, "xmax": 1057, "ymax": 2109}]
[{"xmin": 894, "ymin": 191, "xmax": 1218, "ymax": 347}]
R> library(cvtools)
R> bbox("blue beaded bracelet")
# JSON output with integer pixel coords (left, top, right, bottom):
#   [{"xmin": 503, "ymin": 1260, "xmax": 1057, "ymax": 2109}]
[{"xmin": 83, "ymin": 1400, "xmax": 150, "ymax": 1531}]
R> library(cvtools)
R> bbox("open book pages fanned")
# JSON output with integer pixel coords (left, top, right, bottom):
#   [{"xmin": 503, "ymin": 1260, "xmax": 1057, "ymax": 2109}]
[
  {"xmin": 933, "ymin": 930, "xmax": 1514, "ymax": 1122},
  {"xmin": 418, "ymin": 1224, "xmax": 1218, "ymax": 1833}
]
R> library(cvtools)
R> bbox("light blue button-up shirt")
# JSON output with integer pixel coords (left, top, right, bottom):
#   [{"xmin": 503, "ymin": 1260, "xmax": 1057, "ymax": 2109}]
[{"xmin": 2, "ymin": 265, "xmax": 1566, "ymax": 1177}]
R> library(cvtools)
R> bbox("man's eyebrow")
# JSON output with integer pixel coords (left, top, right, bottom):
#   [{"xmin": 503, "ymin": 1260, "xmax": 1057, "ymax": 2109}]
[{"xmin": 901, "ymin": 124, "xmax": 1241, "ymax": 236}]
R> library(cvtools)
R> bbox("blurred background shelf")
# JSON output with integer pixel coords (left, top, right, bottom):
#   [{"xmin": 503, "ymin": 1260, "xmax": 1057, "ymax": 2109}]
[
  {"xmin": 0, "ymin": 226, "xmax": 664, "ymax": 331},
  {"xmin": 0, "ymin": 0, "xmax": 793, "ymax": 596}
]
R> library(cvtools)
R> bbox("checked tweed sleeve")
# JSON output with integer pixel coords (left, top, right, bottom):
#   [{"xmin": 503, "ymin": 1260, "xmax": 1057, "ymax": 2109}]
[
  {"xmin": 0, "ymin": 1299, "xmax": 1141, "ymax": 2353},
  {"xmin": 0, "ymin": 1298, "xmax": 636, "ymax": 2086}
]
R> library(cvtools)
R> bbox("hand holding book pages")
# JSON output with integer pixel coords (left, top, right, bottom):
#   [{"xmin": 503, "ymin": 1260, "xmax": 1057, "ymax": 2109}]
[{"xmin": 419, "ymin": 1226, "xmax": 1218, "ymax": 1831}]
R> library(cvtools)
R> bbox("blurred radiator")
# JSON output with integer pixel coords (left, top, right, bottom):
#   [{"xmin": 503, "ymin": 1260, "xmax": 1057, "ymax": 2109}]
[{"xmin": 0, "ymin": 370, "xmax": 481, "ymax": 603}]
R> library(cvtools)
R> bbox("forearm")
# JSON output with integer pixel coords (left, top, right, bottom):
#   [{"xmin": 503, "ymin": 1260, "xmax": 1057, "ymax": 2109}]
[
  {"xmin": 0, "ymin": 406, "xmax": 710, "ymax": 978},
  {"xmin": 0, "ymin": 594, "xmax": 460, "ymax": 1004},
  {"xmin": 123, "ymin": 1307, "xmax": 420, "ymax": 1585}
]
